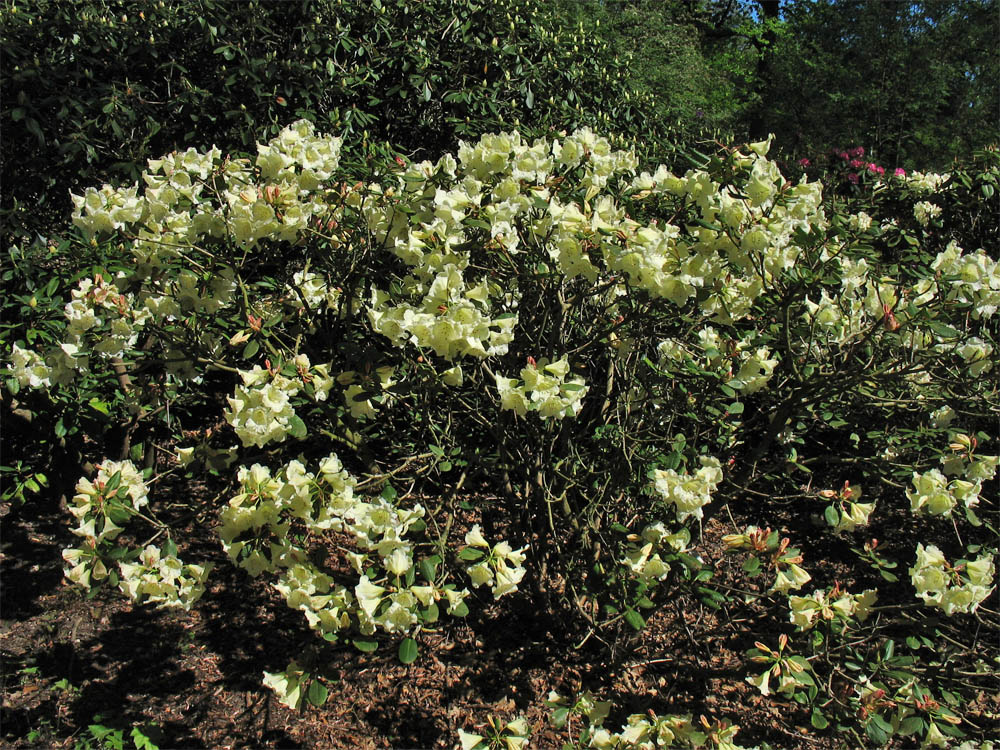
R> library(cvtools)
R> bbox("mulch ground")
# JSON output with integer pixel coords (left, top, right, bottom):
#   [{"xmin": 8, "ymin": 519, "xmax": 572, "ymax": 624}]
[{"xmin": 2, "ymin": 461, "xmax": 995, "ymax": 749}]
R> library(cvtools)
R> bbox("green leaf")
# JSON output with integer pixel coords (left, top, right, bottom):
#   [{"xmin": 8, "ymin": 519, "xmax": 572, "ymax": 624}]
[
  {"xmin": 105, "ymin": 471, "xmax": 122, "ymax": 493},
  {"xmin": 926, "ymin": 320, "xmax": 959, "ymax": 338},
  {"xmin": 352, "ymin": 637, "xmax": 378, "ymax": 653},
  {"xmin": 793, "ymin": 670, "xmax": 815, "ymax": 687},
  {"xmin": 88, "ymin": 397, "xmax": 111, "ymax": 415},
  {"xmin": 458, "ymin": 547, "xmax": 484, "ymax": 561},
  {"xmin": 866, "ymin": 714, "xmax": 892, "ymax": 745},
  {"xmin": 419, "ymin": 555, "xmax": 440, "ymax": 583},
  {"xmin": 551, "ymin": 706, "xmax": 570, "ymax": 728},
  {"xmin": 25, "ymin": 118, "xmax": 45, "ymax": 145},
  {"xmin": 307, "ymin": 680, "xmax": 329, "ymax": 707},
  {"xmin": 163, "ymin": 538, "xmax": 178, "ymax": 558},
  {"xmin": 727, "ymin": 401, "xmax": 744, "ymax": 415},
  {"xmin": 824, "ymin": 505, "xmax": 840, "ymax": 528},
  {"xmin": 131, "ymin": 724, "xmax": 161, "ymax": 750},
  {"xmin": 677, "ymin": 552, "xmax": 702, "ymax": 571},
  {"xmin": 398, "ymin": 637, "xmax": 418, "ymax": 664},
  {"xmin": 624, "ymin": 608, "xmax": 645, "ymax": 630},
  {"xmin": 287, "ymin": 415, "xmax": 308, "ymax": 440},
  {"xmin": 897, "ymin": 716, "xmax": 924, "ymax": 736},
  {"xmin": 690, "ymin": 218, "xmax": 723, "ymax": 232},
  {"xmin": 525, "ymin": 86, "xmax": 534, "ymax": 109},
  {"xmin": 129, "ymin": 443, "xmax": 144, "ymax": 463},
  {"xmin": 242, "ymin": 340, "xmax": 260, "ymax": 359}
]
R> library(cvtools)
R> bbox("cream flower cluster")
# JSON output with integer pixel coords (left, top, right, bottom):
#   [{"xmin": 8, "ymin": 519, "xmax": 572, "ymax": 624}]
[
  {"xmin": 335, "ymin": 366, "xmax": 395, "ymax": 419},
  {"xmin": 494, "ymin": 357, "xmax": 589, "ymax": 419},
  {"xmin": 224, "ymin": 357, "xmax": 332, "ymax": 448},
  {"xmin": 72, "ymin": 119, "xmax": 342, "ymax": 255},
  {"xmin": 70, "ymin": 183, "xmax": 145, "ymax": 236},
  {"xmin": 369, "ymin": 277, "xmax": 516, "ymax": 362},
  {"xmin": 220, "ymin": 454, "xmax": 471, "ymax": 639},
  {"xmin": 8, "ymin": 343, "xmax": 57, "ymax": 389},
  {"xmin": 819, "ymin": 482, "xmax": 875, "ymax": 533},
  {"xmin": 225, "ymin": 366, "xmax": 304, "ymax": 448},
  {"xmin": 546, "ymin": 691, "xmax": 748, "ymax": 750},
  {"xmin": 906, "ymin": 170, "xmax": 950, "ymax": 194},
  {"xmin": 770, "ymin": 558, "xmax": 812, "ymax": 595},
  {"xmin": 930, "ymin": 241, "xmax": 1000, "ymax": 322},
  {"xmin": 908, "ymin": 436, "xmax": 997, "ymax": 518},
  {"xmin": 262, "ymin": 661, "xmax": 309, "ymax": 711},
  {"xmin": 8, "ymin": 274, "xmax": 151, "ymax": 389},
  {"xmin": 908, "ymin": 468, "xmax": 976, "ymax": 517},
  {"xmin": 61, "ymin": 460, "xmax": 209, "ymax": 610},
  {"xmin": 625, "ymin": 135, "xmax": 826, "ymax": 323},
  {"xmin": 847, "ymin": 211, "xmax": 873, "ymax": 232},
  {"xmin": 62, "ymin": 459, "xmax": 149, "ymax": 588},
  {"xmin": 787, "ymin": 586, "xmax": 877, "ymax": 631},
  {"xmin": 910, "ymin": 543, "xmax": 995, "ymax": 616},
  {"xmin": 458, "ymin": 717, "xmax": 530, "ymax": 750},
  {"xmin": 590, "ymin": 714, "xmax": 713, "ymax": 750},
  {"xmin": 657, "ymin": 327, "xmax": 778, "ymax": 395},
  {"xmin": 791, "ymin": 237, "xmax": 997, "ymax": 380},
  {"xmin": 118, "ymin": 544, "xmax": 212, "ymax": 611},
  {"xmin": 621, "ymin": 523, "xmax": 690, "ymax": 582},
  {"xmin": 651, "ymin": 455, "xmax": 723, "ymax": 523},
  {"xmin": 913, "ymin": 200, "xmax": 942, "ymax": 227},
  {"xmin": 287, "ymin": 269, "xmax": 345, "ymax": 313},
  {"xmin": 21, "ymin": 122, "xmax": 340, "ymax": 403},
  {"xmin": 725, "ymin": 527, "xmax": 813, "ymax": 595},
  {"xmin": 8, "ymin": 265, "xmax": 236, "ymax": 389},
  {"xmin": 463, "ymin": 524, "xmax": 529, "ymax": 598}
]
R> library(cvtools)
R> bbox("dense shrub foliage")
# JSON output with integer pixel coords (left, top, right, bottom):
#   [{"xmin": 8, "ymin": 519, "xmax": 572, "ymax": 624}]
[
  {"xmin": 1, "ymin": 0, "xmax": 660, "ymax": 239},
  {"xmin": 3, "ymin": 117, "xmax": 998, "ymax": 748}
]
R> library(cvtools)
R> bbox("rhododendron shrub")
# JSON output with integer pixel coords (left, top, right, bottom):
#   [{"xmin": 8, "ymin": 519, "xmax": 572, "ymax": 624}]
[{"xmin": 4, "ymin": 121, "xmax": 997, "ymax": 747}]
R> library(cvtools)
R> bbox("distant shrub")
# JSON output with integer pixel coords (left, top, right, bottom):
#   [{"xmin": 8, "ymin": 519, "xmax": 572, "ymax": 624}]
[{"xmin": 1, "ymin": 0, "xmax": 663, "ymax": 239}]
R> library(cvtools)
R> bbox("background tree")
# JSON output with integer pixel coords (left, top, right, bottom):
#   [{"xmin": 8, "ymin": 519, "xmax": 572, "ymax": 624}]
[{"xmin": 760, "ymin": 0, "xmax": 1000, "ymax": 167}]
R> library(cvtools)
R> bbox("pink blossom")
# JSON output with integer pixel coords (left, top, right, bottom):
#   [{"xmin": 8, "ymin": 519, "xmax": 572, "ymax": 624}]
[
  {"xmin": 847, "ymin": 173, "xmax": 859, "ymax": 184},
  {"xmin": 798, "ymin": 158, "xmax": 811, "ymax": 167},
  {"xmin": 894, "ymin": 168, "xmax": 906, "ymax": 177},
  {"xmin": 850, "ymin": 146, "xmax": 865, "ymax": 157},
  {"xmin": 850, "ymin": 159, "xmax": 864, "ymax": 168},
  {"xmin": 838, "ymin": 151, "xmax": 850, "ymax": 160},
  {"xmin": 866, "ymin": 163, "xmax": 885, "ymax": 175}
]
